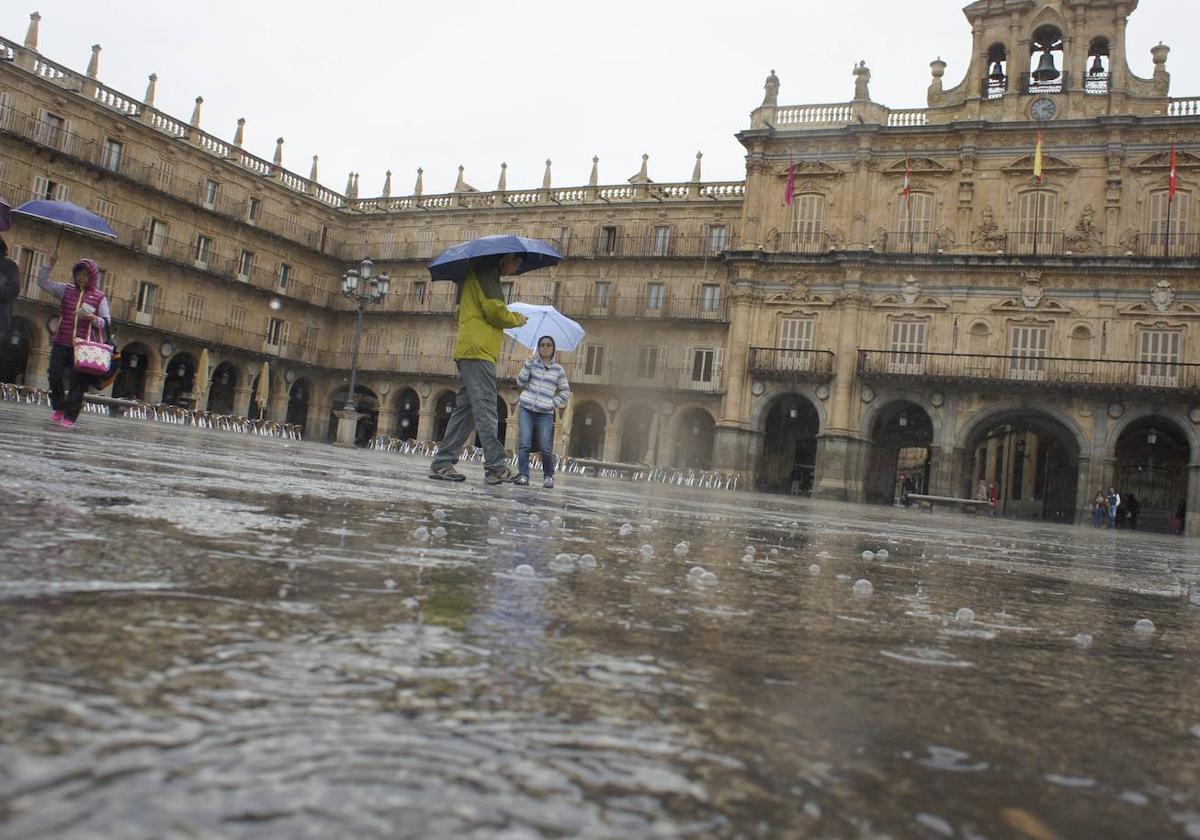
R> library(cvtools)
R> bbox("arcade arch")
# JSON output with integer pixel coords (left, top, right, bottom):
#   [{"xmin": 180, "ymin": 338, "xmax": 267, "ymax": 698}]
[
  {"xmin": 619, "ymin": 404, "xmax": 658, "ymax": 464},
  {"xmin": 327, "ymin": 385, "xmax": 379, "ymax": 446},
  {"xmin": 569, "ymin": 400, "xmax": 606, "ymax": 459},
  {"xmin": 758, "ymin": 392, "xmax": 821, "ymax": 495},
  {"xmin": 863, "ymin": 399, "xmax": 934, "ymax": 505},
  {"xmin": 674, "ymin": 407, "xmax": 715, "ymax": 470},
  {"xmin": 1112, "ymin": 416, "xmax": 1192, "ymax": 532}
]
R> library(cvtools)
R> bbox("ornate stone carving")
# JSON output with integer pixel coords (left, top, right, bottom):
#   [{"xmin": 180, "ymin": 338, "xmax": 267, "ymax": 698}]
[
  {"xmin": 870, "ymin": 227, "xmax": 889, "ymax": 250},
  {"xmin": 1020, "ymin": 271, "xmax": 1044, "ymax": 309},
  {"xmin": 1150, "ymin": 279, "xmax": 1175, "ymax": 313},
  {"xmin": 729, "ymin": 283, "xmax": 764, "ymax": 305},
  {"xmin": 938, "ymin": 226, "xmax": 956, "ymax": 248},
  {"xmin": 899, "ymin": 275, "xmax": 921, "ymax": 305},
  {"xmin": 971, "ymin": 205, "xmax": 1005, "ymax": 250},
  {"xmin": 835, "ymin": 288, "xmax": 871, "ymax": 306},
  {"xmin": 853, "ymin": 60, "xmax": 871, "ymax": 101},
  {"xmin": 1064, "ymin": 204, "xmax": 1101, "ymax": 253},
  {"xmin": 1119, "ymin": 227, "xmax": 1139, "ymax": 253},
  {"xmin": 828, "ymin": 228, "xmax": 846, "ymax": 249}
]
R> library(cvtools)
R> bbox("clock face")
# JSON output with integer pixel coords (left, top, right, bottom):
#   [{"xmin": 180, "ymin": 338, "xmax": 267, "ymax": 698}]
[{"xmin": 1030, "ymin": 97, "xmax": 1057, "ymax": 121}]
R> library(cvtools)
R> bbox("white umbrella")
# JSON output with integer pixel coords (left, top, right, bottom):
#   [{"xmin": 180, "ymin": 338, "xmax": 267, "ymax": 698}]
[{"xmin": 504, "ymin": 302, "xmax": 585, "ymax": 352}]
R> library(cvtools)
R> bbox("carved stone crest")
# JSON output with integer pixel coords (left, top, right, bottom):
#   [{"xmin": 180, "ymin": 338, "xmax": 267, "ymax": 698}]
[
  {"xmin": 1150, "ymin": 279, "xmax": 1175, "ymax": 312},
  {"xmin": 900, "ymin": 275, "xmax": 921, "ymax": 305},
  {"xmin": 1020, "ymin": 271, "xmax": 1044, "ymax": 309}
]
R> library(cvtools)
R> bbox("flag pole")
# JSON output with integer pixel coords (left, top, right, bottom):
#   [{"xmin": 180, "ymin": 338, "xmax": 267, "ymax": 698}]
[
  {"xmin": 1165, "ymin": 142, "xmax": 1177, "ymax": 257},
  {"xmin": 1032, "ymin": 130, "xmax": 1044, "ymax": 257}
]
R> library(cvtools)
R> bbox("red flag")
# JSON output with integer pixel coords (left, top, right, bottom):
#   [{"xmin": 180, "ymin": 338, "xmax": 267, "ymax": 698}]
[
  {"xmin": 1169, "ymin": 143, "xmax": 1178, "ymax": 203},
  {"xmin": 784, "ymin": 161, "xmax": 796, "ymax": 207},
  {"xmin": 900, "ymin": 151, "xmax": 912, "ymax": 207}
]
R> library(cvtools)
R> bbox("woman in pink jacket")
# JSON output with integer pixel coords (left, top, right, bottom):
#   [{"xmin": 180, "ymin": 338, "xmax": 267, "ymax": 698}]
[{"xmin": 37, "ymin": 251, "xmax": 110, "ymax": 428}]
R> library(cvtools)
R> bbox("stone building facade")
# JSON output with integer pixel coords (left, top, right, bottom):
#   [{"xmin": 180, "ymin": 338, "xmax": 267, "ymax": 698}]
[{"xmin": 2, "ymin": 1, "xmax": 1198, "ymax": 534}]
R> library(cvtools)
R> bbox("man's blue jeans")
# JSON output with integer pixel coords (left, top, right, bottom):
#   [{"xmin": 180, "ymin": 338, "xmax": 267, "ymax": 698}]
[{"xmin": 518, "ymin": 406, "xmax": 555, "ymax": 479}]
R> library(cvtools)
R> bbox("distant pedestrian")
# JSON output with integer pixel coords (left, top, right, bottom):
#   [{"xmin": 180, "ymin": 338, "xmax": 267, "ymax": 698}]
[
  {"xmin": 37, "ymin": 251, "xmax": 110, "ymax": 429},
  {"xmin": 975, "ymin": 479, "xmax": 988, "ymax": 502},
  {"xmin": 0, "ymin": 237, "xmax": 19, "ymax": 346},
  {"xmin": 1092, "ymin": 491, "xmax": 1107, "ymax": 528},
  {"xmin": 1123, "ymin": 493, "xmax": 1140, "ymax": 530},
  {"xmin": 1171, "ymin": 500, "xmax": 1185, "ymax": 536},
  {"xmin": 987, "ymin": 482, "xmax": 999, "ymax": 516},
  {"xmin": 428, "ymin": 253, "xmax": 527, "ymax": 484},
  {"xmin": 514, "ymin": 335, "xmax": 570, "ymax": 488},
  {"xmin": 901, "ymin": 474, "xmax": 915, "ymax": 506},
  {"xmin": 1106, "ymin": 487, "xmax": 1120, "ymax": 529}
]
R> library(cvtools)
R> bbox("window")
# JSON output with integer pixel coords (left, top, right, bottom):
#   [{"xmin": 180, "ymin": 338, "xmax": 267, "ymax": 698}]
[
  {"xmin": 793, "ymin": 194, "xmax": 825, "ymax": 249},
  {"xmin": 183, "ymin": 293, "xmax": 205, "ymax": 324},
  {"xmin": 94, "ymin": 198, "xmax": 117, "ymax": 223},
  {"xmin": 896, "ymin": 192, "xmax": 934, "ymax": 249},
  {"xmin": 284, "ymin": 211, "xmax": 300, "ymax": 239},
  {"xmin": 277, "ymin": 262, "xmax": 291, "ymax": 290},
  {"xmin": 1149, "ymin": 190, "xmax": 1190, "ymax": 255},
  {"xmin": 779, "ymin": 317, "xmax": 814, "ymax": 350},
  {"xmin": 36, "ymin": 111, "xmax": 65, "ymax": 149},
  {"xmin": 501, "ymin": 281, "xmax": 515, "ymax": 303},
  {"xmin": 707, "ymin": 225, "xmax": 729, "ymax": 253},
  {"xmin": 888, "ymin": 320, "xmax": 927, "ymax": 372},
  {"xmin": 266, "ymin": 317, "xmax": 288, "ymax": 347},
  {"xmin": 154, "ymin": 160, "xmax": 175, "ymax": 192},
  {"xmin": 585, "ymin": 345, "xmax": 606, "ymax": 376},
  {"xmin": 636, "ymin": 346, "xmax": 660, "ymax": 380},
  {"xmin": 700, "ymin": 284, "xmax": 721, "ymax": 312},
  {"xmin": 0, "ymin": 91, "xmax": 11, "ymax": 130},
  {"xmin": 238, "ymin": 250, "xmax": 255, "ymax": 280},
  {"xmin": 17, "ymin": 248, "xmax": 46, "ymax": 292},
  {"xmin": 412, "ymin": 281, "xmax": 427, "ymax": 305},
  {"xmin": 364, "ymin": 332, "xmax": 381, "ymax": 355},
  {"xmin": 691, "ymin": 348, "xmax": 716, "ymax": 383},
  {"xmin": 1008, "ymin": 324, "xmax": 1049, "ymax": 378},
  {"xmin": 1016, "ymin": 190, "xmax": 1057, "ymax": 252},
  {"xmin": 96, "ymin": 269, "xmax": 111, "ymax": 293},
  {"xmin": 102, "ymin": 139, "xmax": 123, "ymax": 172},
  {"xmin": 147, "ymin": 219, "xmax": 168, "ymax": 255},
  {"xmin": 645, "ymin": 283, "xmax": 665, "ymax": 310},
  {"xmin": 651, "ymin": 225, "xmax": 672, "ymax": 256},
  {"xmin": 247, "ymin": 197, "xmax": 262, "ymax": 224},
  {"xmin": 194, "ymin": 234, "xmax": 213, "ymax": 267},
  {"xmin": 1137, "ymin": 329, "xmax": 1181, "ymax": 386},
  {"xmin": 403, "ymin": 335, "xmax": 420, "ymax": 357},
  {"xmin": 229, "ymin": 305, "xmax": 246, "ymax": 333},
  {"xmin": 203, "ymin": 179, "xmax": 219, "ymax": 209},
  {"xmin": 599, "ymin": 226, "xmax": 618, "ymax": 255},
  {"xmin": 417, "ymin": 229, "xmax": 437, "ymax": 258},
  {"xmin": 593, "ymin": 281, "xmax": 611, "ymax": 308},
  {"xmin": 135, "ymin": 281, "xmax": 158, "ymax": 314},
  {"xmin": 32, "ymin": 175, "xmax": 69, "ymax": 202},
  {"xmin": 302, "ymin": 326, "xmax": 319, "ymax": 351},
  {"xmin": 550, "ymin": 225, "xmax": 571, "ymax": 254}
]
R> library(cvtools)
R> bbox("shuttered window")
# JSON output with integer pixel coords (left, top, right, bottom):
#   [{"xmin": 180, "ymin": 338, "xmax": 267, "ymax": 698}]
[
  {"xmin": 1137, "ymin": 329, "xmax": 1181, "ymax": 386},
  {"xmin": 1009, "ymin": 324, "xmax": 1049, "ymax": 378},
  {"xmin": 888, "ymin": 320, "xmax": 927, "ymax": 371}
]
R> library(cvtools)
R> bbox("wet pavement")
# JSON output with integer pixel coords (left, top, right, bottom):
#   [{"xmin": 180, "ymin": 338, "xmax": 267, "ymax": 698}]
[{"xmin": 1, "ymin": 400, "xmax": 1199, "ymax": 839}]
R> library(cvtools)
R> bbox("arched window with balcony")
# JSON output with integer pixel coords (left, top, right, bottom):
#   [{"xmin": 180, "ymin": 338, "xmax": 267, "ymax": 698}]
[
  {"xmin": 984, "ymin": 43, "xmax": 1008, "ymax": 99},
  {"xmin": 1027, "ymin": 25, "xmax": 1065, "ymax": 95},
  {"xmin": 1017, "ymin": 189, "xmax": 1059, "ymax": 254},
  {"xmin": 791, "ymin": 193, "xmax": 825, "ymax": 253},
  {"xmin": 1085, "ymin": 37, "xmax": 1111, "ymax": 95}
]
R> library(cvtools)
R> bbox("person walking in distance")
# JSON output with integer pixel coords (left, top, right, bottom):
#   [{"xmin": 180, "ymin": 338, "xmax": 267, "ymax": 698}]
[
  {"xmin": 513, "ymin": 335, "xmax": 570, "ymax": 488},
  {"xmin": 38, "ymin": 250, "xmax": 110, "ymax": 428},
  {"xmin": 1106, "ymin": 487, "xmax": 1120, "ymax": 529},
  {"xmin": 0, "ymin": 237, "xmax": 20, "ymax": 346},
  {"xmin": 428, "ymin": 253, "xmax": 527, "ymax": 484}
]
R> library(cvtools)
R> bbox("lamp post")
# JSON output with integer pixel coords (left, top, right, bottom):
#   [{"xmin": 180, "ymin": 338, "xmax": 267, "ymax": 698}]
[{"xmin": 334, "ymin": 257, "xmax": 389, "ymax": 447}]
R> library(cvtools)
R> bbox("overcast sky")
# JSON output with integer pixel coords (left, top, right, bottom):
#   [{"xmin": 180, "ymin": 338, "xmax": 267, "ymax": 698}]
[{"xmin": 6, "ymin": 1, "xmax": 1198, "ymax": 197}]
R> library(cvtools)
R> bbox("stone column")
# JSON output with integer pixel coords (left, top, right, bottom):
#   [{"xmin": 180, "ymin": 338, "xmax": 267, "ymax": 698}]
[
  {"xmin": 232, "ymin": 385, "xmax": 253, "ymax": 418},
  {"xmin": 984, "ymin": 436, "xmax": 999, "ymax": 484},
  {"xmin": 268, "ymin": 391, "xmax": 289, "ymax": 424},
  {"xmin": 147, "ymin": 370, "xmax": 168, "ymax": 404},
  {"xmin": 813, "ymin": 287, "xmax": 868, "ymax": 500},
  {"xmin": 30, "ymin": 346, "xmax": 52, "ymax": 389},
  {"xmin": 308, "ymin": 396, "xmax": 332, "ymax": 440},
  {"xmin": 1021, "ymin": 435, "xmax": 1039, "ymax": 500},
  {"xmin": 417, "ymin": 405, "xmax": 436, "ymax": 442},
  {"xmin": 376, "ymin": 407, "xmax": 397, "ymax": 439},
  {"xmin": 602, "ymin": 424, "xmax": 620, "ymax": 462},
  {"xmin": 1186, "ymin": 463, "xmax": 1200, "ymax": 538}
]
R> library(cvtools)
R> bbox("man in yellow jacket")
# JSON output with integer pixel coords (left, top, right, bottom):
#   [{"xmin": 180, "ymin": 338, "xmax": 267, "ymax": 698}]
[{"xmin": 429, "ymin": 253, "xmax": 528, "ymax": 484}]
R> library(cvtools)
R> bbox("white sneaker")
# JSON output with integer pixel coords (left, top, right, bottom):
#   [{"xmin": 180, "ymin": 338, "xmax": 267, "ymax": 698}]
[{"xmin": 543, "ymin": 476, "xmax": 554, "ymax": 489}]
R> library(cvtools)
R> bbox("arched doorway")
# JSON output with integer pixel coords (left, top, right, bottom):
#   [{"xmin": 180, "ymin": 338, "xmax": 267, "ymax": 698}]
[
  {"xmin": 964, "ymin": 409, "xmax": 1080, "ymax": 522},
  {"xmin": 394, "ymin": 388, "xmax": 420, "ymax": 440},
  {"xmin": 207, "ymin": 362, "xmax": 238, "ymax": 414},
  {"xmin": 865, "ymin": 401, "xmax": 934, "ymax": 505},
  {"xmin": 569, "ymin": 400, "xmax": 606, "ymax": 458},
  {"xmin": 286, "ymin": 378, "xmax": 311, "ymax": 435},
  {"xmin": 326, "ymin": 386, "xmax": 379, "ymax": 446},
  {"xmin": 619, "ymin": 404, "xmax": 657, "ymax": 464},
  {"xmin": 1114, "ymin": 419, "xmax": 1190, "ymax": 532},
  {"xmin": 112, "ymin": 342, "xmax": 150, "ymax": 400},
  {"xmin": 675, "ymin": 408, "xmax": 716, "ymax": 470},
  {"xmin": 0, "ymin": 316, "xmax": 34, "ymax": 383},
  {"xmin": 161, "ymin": 352, "xmax": 197, "ymax": 407},
  {"xmin": 759, "ymin": 393, "xmax": 820, "ymax": 494},
  {"xmin": 433, "ymin": 391, "xmax": 457, "ymax": 441}
]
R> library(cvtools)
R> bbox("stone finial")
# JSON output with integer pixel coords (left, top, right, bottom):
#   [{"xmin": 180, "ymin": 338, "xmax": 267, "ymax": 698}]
[
  {"xmin": 351, "ymin": 173, "xmax": 359, "ymax": 199},
  {"xmin": 498, "ymin": 162, "xmax": 508, "ymax": 191},
  {"xmin": 144, "ymin": 73, "xmax": 158, "ymax": 106},
  {"xmin": 345, "ymin": 171, "xmax": 355, "ymax": 195},
  {"xmin": 1152, "ymin": 42, "xmax": 1171, "ymax": 91},
  {"xmin": 454, "ymin": 165, "xmax": 465, "ymax": 191},
  {"xmin": 928, "ymin": 57, "xmax": 947, "ymax": 99},
  {"xmin": 272, "ymin": 137, "xmax": 284, "ymax": 166},
  {"xmin": 24, "ymin": 12, "xmax": 41, "ymax": 51},
  {"xmin": 762, "ymin": 69, "xmax": 780, "ymax": 107},
  {"xmin": 189, "ymin": 96, "xmax": 204, "ymax": 128},
  {"xmin": 86, "ymin": 44, "xmax": 101, "ymax": 79},
  {"xmin": 542, "ymin": 159, "xmax": 552, "ymax": 189},
  {"xmin": 589, "ymin": 155, "xmax": 599, "ymax": 186},
  {"xmin": 309, "ymin": 155, "xmax": 319, "ymax": 182},
  {"xmin": 382, "ymin": 169, "xmax": 392, "ymax": 197},
  {"xmin": 853, "ymin": 60, "xmax": 871, "ymax": 102},
  {"xmin": 692, "ymin": 151, "xmax": 703, "ymax": 182},
  {"xmin": 233, "ymin": 117, "xmax": 245, "ymax": 147},
  {"xmin": 414, "ymin": 167, "xmax": 424, "ymax": 196},
  {"xmin": 628, "ymin": 153, "xmax": 650, "ymax": 184}
]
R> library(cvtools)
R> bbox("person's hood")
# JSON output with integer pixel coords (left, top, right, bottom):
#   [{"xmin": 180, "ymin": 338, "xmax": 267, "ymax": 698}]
[{"xmin": 72, "ymin": 258, "xmax": 101, "ymax": 289}]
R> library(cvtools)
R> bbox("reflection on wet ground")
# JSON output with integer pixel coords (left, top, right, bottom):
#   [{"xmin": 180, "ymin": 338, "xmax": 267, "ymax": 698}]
[{"xmin": 1, "ymin": 402, "xmax": 1198, "ymax": 839}]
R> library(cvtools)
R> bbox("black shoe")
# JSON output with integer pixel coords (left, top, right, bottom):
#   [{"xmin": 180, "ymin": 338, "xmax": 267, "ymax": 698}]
[{"xmin": 429, "ymin": 464, "xmax": 466, "ymax": 482}]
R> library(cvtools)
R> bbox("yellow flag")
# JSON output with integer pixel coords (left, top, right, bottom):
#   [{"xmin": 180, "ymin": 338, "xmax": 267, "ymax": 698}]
[{"xmin": 1033, "ymin": 131, "xmax": 1044, "ymax": 183}]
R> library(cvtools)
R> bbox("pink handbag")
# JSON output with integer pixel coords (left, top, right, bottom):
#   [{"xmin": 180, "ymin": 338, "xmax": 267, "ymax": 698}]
[{"xmin": 74, "ymin": 321, "xmax": 113, "ymax": 375}]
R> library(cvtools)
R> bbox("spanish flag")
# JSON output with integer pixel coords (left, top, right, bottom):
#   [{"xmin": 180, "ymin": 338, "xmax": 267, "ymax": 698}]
[{"xmin": 1033, "ymin": 131, "xmax": 1044, "ymax": 184}]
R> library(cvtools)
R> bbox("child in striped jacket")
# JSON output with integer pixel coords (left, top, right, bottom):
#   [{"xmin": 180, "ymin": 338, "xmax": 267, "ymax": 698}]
[{"xmin": 514, "ymin": 335, "xmax": 571, "ymax": 487}]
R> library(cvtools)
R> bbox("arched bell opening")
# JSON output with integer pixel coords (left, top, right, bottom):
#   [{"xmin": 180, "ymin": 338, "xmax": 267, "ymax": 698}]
[{"xmin": 1027, "ymin": 25, "xmax": 1065, "ymax": 95}]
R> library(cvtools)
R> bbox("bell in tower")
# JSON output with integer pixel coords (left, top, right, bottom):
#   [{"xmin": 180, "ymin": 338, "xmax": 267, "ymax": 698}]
[
  {"xmin": 1032, "ymin": 50, "xmax": 1060, "ymax": 83},
  {"xmin": 1089, "ymin": 54, "xmax": 1104, "ymax": 76},
  {"xmin": 989, "ymin": 61, "xmax": 1006, "ymax": 82}
]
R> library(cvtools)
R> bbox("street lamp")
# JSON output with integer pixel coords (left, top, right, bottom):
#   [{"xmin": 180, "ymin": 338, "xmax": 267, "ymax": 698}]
[{"xmin": 335, "ymin": 257, "xmax": 389, "ymax": 446}]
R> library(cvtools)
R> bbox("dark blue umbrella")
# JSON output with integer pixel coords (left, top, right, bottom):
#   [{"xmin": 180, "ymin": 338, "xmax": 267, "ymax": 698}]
[
  {"xmin": 12, "ymin": 199, "xmax": 117, "ymax": 239},
  {"xmin": 428, "ymin": 234, "xmax": 563, "ymax": 282},
  {"xmin": 0, "ymin": 196, "xmax": 11, "ymax": 232}
]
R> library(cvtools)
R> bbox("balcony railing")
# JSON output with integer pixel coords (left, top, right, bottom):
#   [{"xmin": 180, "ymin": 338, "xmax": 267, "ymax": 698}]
[
  {"xmin": 747, "ymin": 347, "xmax": 836, "ymax": 381},
  {"xmin": 1133, "ymin": 233, "xmax": 1200, "ymax": 258},
  {"xmin": 1003, "ymin": 232, "xmax": 1065, "ymax": 256},
  {"xmin": 1021, "ymin": 71, "xmax": 1068, "ymax": 96},
  {"xmin": 981, "ymin": 77, "xmax": 1008, "ymax": 100},
  {"xmin": 341, "ymin": 232, "xmax": 733, "ymax": 263},
  {"xmin": 770, "ymin": 231, "xmax": 832, "ymax": 254},
  {"xmin": 874, "ymin": 230, "xmax": 947, "ymax": 254},
  {"xmin": 857, "ymin": 349, "xmax": 1200, "ymax": 394},
  {"xmin": 1083, "ymin": 72, "xmax": 1111, "ymax": 96},
  {"xmin": 552, "ymin": 294, "xmax": 729, "ymax": 322}
]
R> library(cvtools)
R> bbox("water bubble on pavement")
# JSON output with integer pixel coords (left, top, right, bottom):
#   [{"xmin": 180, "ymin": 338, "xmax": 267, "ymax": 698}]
[
  {"xmin": 674, "ymin": 542, "xmax": 689, "ymax": 556},
  {"xmin": 412, "ymin": 526, "xmax": 430, "ymax": 540},
  {"xmin": 741, "ymin": 554, "xmax": 754, "ymax": 563},
  {"xmin": 552, "ymin": 515, "xmax": 564, "ymax": 527},
  {"xmin": 514, "ymin": 564, "xmax": 536, "ymax": 577},
  {"xmin": 384, "ymin": 579, "xmax": 397, "ymax": 590},
  {"xmin": 549, "ymin": 554, "xmax": 576, "ymax": 573},
  {"xmin": 578, "ymin": 554, "xmax": 597, "ymax": 568},
  {"xmin": 488, "ymin": 516, "xmax": 500, "ymax": 528},
  {"xmin": 431, "ymin": 526, "xmax": 447, "ymax": 538},
  {"xmin": 696, "ymin": 571, "xmax": 718, "ymax": 586},
  {"xmin": 1134, "ymin": 618, "xmax": 1156, "ymax": 634},
  {"xmin": 640, "ymin": 544, "xmax": 655, "ymax": 558},
  {"xmin": 955, "ymin": 608, "xmax": 975, "ymax": 624},
  {"xmin": 688, "ymin": 566, "xmax": 707, "ymax": 578},
  {"xmin": 809, "ymin": 564, "xmax": 821, "ymax": 575},
  {"xmin": 433, "ymin": 508, "xmax": 448, "ymax": 520},
  {"xmin": 876, "ymin": 549, "xmax": 890, "ymax": 561},
  {"xmin": 803, "ymin": 802, "xmax": 821, "ymax": 819},
  {"xmin": 853, "ymin": 579, "xmax": 874, "ymax": 596},
  {"xmin": 744, "ymin": 545, "xmax": 756, "ymax": 556},
  {"xmin": 915, "ymin": 812, "xmax": 955, "ymax": 837},
  {"xmin": 1074, "ymin": 633, "xmax": 1094, "ymax": 648},
  {"xmin": 862, "ymin": 550, "xmax": 875, "ymax": 561},
  {"xmin": 816, "ymin": 550, "xmax": 832, "ymax": 559},
  {"xmin": 619, "ymin": 523, "xmax": 634, "ymax": 536}
]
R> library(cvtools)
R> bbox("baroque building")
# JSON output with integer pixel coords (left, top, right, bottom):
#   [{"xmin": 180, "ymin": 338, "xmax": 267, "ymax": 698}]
[{"xmin": 1, "ymin": 1, "xmax": 1198, "ymax": 534}]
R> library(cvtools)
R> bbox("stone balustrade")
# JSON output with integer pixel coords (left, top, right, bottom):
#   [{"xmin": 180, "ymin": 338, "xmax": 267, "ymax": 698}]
[
  {"xmin": 774, "ymin": 101, "xmax": 930, "ymax": 129},
  {"xmin": 1168, "ymin": 97, "xmax": 1200, "ymax": 117}
]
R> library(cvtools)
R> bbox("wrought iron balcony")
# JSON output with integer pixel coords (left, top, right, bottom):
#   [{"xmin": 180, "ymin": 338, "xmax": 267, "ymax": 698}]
[
  {"xmin": 748, "ymin": 347, "xmax": 835, "ymax": 382},
  {"xmin": 553, "ymin": 294, "xmax": 729, "ymax": 322},
  {"xmin": 1021, "ymin": 70, "xmax": 1068, "ymax": 96},
  {"xmin": 857, "ymin": 350, "xmax": 1200, "ymax": 395},
  {"xmin": 769, "ymin": 231, "xmax": 831, "ymax": 254},
  {"xmin": 1133, "ymin": 233, "xmax": 1200, "ymax": 258},
  {"xmin": 873, "ymin": 230, "xmax": 947, "ymax": 254}
]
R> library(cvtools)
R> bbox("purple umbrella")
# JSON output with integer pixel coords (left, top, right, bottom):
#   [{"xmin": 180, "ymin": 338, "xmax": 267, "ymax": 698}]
[
  {"xmin": 0, "ymin": 196, "xmax": 10, "ymax": 232},
  {"xmin": 12, "ymin": 199, "xmax": 116, "ymax": 244}
]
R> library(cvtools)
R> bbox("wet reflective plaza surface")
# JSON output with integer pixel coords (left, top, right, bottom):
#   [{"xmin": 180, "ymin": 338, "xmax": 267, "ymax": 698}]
[{"xmin": 1, "ymin": 401, "xmax": 1198, "ymax": 839}]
